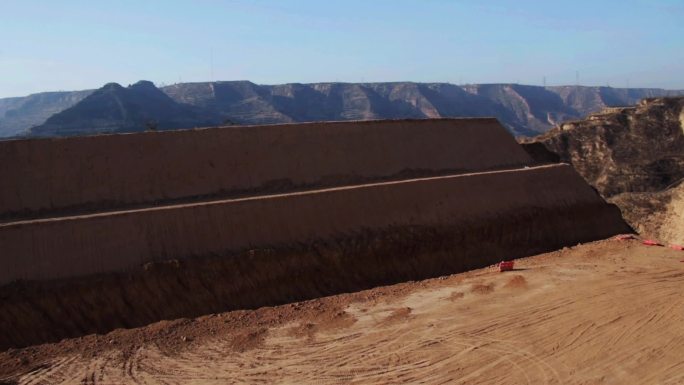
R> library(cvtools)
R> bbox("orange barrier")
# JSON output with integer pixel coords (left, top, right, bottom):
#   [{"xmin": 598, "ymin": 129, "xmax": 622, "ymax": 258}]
[{"xmin": 499, "ymin": 261, "xmax": 515, "ymax": 272}]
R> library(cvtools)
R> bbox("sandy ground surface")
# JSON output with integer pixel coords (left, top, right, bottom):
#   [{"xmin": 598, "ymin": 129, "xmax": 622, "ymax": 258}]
[{"xmin": 2, "ymin": 238, "xmax": 684, "ymax": 384}]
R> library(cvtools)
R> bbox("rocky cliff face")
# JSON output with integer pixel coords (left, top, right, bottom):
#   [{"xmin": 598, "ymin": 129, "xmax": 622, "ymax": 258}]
[
  {"xmin": 525, "ymin": 97, "xmax": 684, "ymax": 197},
  {"xmin": 162, "ymin": 81, "xmax": 510, "ymax": 128},
  {"xmin": 546, "ymin": 86, "xmax": 677, "ymax": 117},
  {"xmin": 2, "ymin": 82, "xmax": 681, "ymax": 138},
  {"xmin": 165, "ymin": 81, "xmax": 682, "ymax": 137},
  {"xmin": 524, "ymin": 96, "xmax": 684, "ymax": 243}
]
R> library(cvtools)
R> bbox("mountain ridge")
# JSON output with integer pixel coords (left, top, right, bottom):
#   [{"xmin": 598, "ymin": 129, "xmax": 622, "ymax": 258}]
[
  {"xmin": 30, "ymin": 81, "xmax": 219, "ymax": 137},
  {"xmin": 2, "ymin": 81, "xmax": 682, "ymax": 138}
]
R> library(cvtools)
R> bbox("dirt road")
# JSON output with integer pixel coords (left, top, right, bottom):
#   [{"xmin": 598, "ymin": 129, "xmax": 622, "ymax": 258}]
[{"xmin": 2, "ymin": 239, "xmax": 683, "ymax": 384}]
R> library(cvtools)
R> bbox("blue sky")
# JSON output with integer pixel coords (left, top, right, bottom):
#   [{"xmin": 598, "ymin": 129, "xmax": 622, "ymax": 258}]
[{"xmin": 1, "ymin": 0, "xmax": 682, "ymax": 97}]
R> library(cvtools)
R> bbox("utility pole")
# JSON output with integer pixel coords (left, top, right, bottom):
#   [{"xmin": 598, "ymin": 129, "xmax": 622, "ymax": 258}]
[
  {"xmin": 575, "ymin": 71, "xmax": 579, "ymax": 86},
  {"xmin": 543, "ymin": 76, "xmax": 547, "ymax": 88}
]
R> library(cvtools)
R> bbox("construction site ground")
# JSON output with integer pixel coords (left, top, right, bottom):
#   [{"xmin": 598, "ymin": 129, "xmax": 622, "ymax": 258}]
[{"xmin": 2, "ymin": 238, "xmax": 683, "ymax": 384}]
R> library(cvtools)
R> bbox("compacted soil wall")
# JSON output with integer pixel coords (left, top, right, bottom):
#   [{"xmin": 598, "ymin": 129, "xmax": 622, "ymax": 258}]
[
  {"xmin": 0, "ymin": 118, "xmax": 531, "ymax": 219},
  {"xmin": 0, "ymin": 164, "xmax": 630, "ymax": 349},
  {"xmin": 0, "ymin": 164, "xmax": 621, "ymax": 284}
]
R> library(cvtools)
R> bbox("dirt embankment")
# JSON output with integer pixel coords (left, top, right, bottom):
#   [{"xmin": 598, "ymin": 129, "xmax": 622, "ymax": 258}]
[
  {"xmin": 0, "ymin": 120, "xmax": 630, "ymax": 353},
  {"xmin": 0, "ymin": 164, "xmax": 617, "ymax": 285},
  {"xmin": 0, "ymin": 199, "xmax": 627, "ymax": 350}
]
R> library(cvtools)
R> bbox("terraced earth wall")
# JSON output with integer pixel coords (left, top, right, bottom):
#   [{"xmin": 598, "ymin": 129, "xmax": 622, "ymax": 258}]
[{"xmin": 0, "ymin": 164, "xmax": 630, "ymax": 349}]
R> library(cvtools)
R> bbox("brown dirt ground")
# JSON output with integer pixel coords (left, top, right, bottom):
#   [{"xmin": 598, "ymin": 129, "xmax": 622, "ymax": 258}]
[{"xmin": 2, "ymin": 238, "xmax": 684, "ymax": 384}]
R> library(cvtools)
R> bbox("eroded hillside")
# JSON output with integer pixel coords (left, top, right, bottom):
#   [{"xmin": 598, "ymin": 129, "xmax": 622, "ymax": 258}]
[{"xmin": 524, "ymin": 97, "xmax": 684, "ymax": 244}]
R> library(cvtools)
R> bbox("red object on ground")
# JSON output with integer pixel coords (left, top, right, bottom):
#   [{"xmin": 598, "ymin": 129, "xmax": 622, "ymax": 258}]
[
  {"xmin": 499, "ymin": 261, "xmax": 515, "ymax": 272},
  {"xmin": 669, "ymin": 244, "xmax": 684, "ymax": 251},
  {"xmin": 642, "ymin": 239, "xmax": 663, "ymax": 246},
  {"xmin": 615, "ymin": 234, "xmax": 636, "ymax": 240}
]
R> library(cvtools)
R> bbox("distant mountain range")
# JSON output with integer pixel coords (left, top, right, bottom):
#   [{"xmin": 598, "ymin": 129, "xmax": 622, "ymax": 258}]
[
  {"xmin": 0, "ymin": 90, "xmax": 92, "ymax": 137},
  {"xmin": 31, "ymin": 81, "xmax": 219, "ymax": 137},
  {"xmin": 1, "ymin": 80, "xmax": 682, "ymax": 138}
]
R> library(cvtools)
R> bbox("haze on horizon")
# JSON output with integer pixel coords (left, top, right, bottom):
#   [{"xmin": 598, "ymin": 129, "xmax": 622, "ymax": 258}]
[{"xmin": 1, "ymin": 0, "xmax": 683, "ymax": 98}]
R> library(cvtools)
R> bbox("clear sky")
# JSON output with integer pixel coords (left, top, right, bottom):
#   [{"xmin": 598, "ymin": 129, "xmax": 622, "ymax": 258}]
[{"xmin": 1, "ymin": 0, "xmax": 683, "ymax": 98}]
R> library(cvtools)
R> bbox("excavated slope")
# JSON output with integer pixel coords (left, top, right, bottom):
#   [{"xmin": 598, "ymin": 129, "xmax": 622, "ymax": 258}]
[
  {"xmin": 0, "ymin": 164, "xmax": 625, "ymax": 284},
  {"xmin": 0, "ymin": 164, "xmax": 629, "ymax": 349},
  {"xmin": 0, "ymin": 118, "xmax": 630, "ymax": 350}
]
